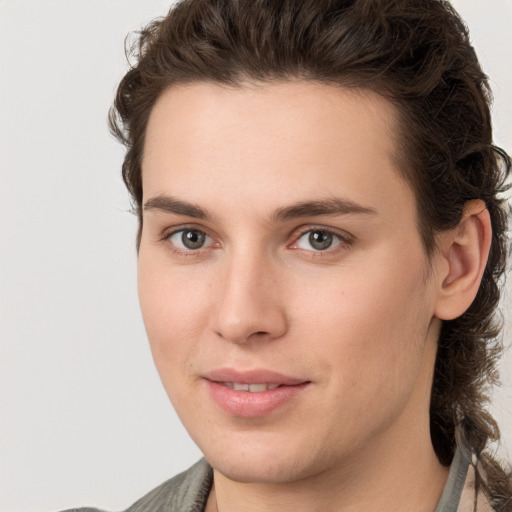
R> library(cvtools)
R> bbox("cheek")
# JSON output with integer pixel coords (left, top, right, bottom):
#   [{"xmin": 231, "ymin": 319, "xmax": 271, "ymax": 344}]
[
  {"xmin": 296, "ymin": 250, "xmax": 428, "ymax": 340},
  {"xmin": 137, "ymin": 253, "xmax": 213, "ymax": 374},
  {"xmin": 294, "ymin": 251, "xmax": 432, "ymax": 399}
]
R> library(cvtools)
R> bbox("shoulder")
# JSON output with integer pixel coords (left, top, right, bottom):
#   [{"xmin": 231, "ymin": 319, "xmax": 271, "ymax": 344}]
[
  {"xmin": 59, "ymin": 458, "xmax": 213, "ymax": 512},
  {"xmin": 126, "ymin": 458, "xmax": 212, "ymax": 512}
]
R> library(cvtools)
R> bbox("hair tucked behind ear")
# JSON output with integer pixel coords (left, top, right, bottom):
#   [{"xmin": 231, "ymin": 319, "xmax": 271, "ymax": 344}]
[{"xmin": 109, "ymin": 1, "xmax": 511, "ymax": 508}]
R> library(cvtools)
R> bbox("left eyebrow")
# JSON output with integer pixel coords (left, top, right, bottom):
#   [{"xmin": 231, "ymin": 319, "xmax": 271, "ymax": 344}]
[{"xmin": 271, "ymin": 198, "xmax": 377, "ymax": 222}]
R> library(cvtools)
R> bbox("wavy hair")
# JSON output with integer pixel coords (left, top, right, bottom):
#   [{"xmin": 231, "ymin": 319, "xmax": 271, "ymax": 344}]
[{"xmin": 109, "ymin": 0, "xmax": 511, "ymax": 509}]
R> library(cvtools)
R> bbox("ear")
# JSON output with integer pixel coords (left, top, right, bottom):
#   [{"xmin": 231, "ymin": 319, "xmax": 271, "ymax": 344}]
[{"xmin": 433, "ymin": 199, "xmax": 492, "ymax": 321}]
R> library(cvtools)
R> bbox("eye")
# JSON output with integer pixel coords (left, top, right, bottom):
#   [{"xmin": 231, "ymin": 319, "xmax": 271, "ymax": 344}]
[
  {"xmin": 167, "ymin": 229, "xmax": 212, "ymax": 251},
  {"xmin": 295, "ymin": 229, "xmax": 345, "ymax": 251}
]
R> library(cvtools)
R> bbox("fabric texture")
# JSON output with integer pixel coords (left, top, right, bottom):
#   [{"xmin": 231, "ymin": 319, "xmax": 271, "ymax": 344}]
[
  {"xmin": 61, "ymin": 447, "xmax": 494, "ymax": 512},
  {"xmin": 434, "ymin": 445, "xmax": 494, "ymax": 512},
  {"xmin": 61, "ymin": 459, "xmax": 212, "ymax": 512}
]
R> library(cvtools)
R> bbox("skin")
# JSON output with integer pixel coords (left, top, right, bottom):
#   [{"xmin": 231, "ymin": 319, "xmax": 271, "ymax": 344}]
[{"xmin": 138, "ymin": 81, "xmax": 490, "ymax": 512}]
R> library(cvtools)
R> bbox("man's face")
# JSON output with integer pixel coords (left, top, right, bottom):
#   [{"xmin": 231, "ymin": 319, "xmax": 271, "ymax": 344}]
[{"xmin": 139, "ymin": 81, "xmax": 443, "ymax": 483}]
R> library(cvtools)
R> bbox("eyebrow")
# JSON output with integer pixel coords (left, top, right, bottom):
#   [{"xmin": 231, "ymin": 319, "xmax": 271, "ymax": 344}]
[
  {"xmin": 143, "ymin": 196, "xmax": 210, "ymax": 219},
  {"xmin": 271, "ymin": 198, "xmax": 377, "ymax": 222},
  {"xmin": 143, "ymin": 195, "xmax": 377, "ymax": 221}
]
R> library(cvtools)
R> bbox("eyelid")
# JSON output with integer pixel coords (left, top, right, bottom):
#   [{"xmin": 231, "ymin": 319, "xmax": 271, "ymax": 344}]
[
  {"xmin": 161, "ymin": 224, "xmax": 218, "ymax": 254},
  {"xmin": 161, "ymin": 222, "xmax": 211, "ymax": 239},
  {"xmin": 289, "ymin": 225, "xmax": 354, "ymax": 252}
]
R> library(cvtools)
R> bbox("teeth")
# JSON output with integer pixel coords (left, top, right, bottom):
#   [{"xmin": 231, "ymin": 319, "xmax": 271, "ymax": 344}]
[
  {"xmin": 248, "ymin": 384, "xmax": 268, "ymax": 392},
  {"xmin": 223, "ymin": 382, "xmax": 280, "ymax": 392}
]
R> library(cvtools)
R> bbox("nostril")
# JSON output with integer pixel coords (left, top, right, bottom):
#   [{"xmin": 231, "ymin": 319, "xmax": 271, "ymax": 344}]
[{"xmin": 247, "ymin": 331, "xmax": 273, "ymax": 341}]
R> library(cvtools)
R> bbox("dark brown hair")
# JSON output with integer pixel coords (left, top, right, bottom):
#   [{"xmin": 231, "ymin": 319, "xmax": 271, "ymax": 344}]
[{"xmin": 109, "ymin": 0, "xmax": 511, "ymax": 508}]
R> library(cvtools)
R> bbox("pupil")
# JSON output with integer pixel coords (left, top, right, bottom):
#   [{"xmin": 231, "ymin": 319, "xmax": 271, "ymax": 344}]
[
  {"xmin": 182, "ymin": 230, "xmax": 205, "ymax": 249},
  {"xmin": 309, "ymin": 231, "xmax": 332, "ymax": 250}
]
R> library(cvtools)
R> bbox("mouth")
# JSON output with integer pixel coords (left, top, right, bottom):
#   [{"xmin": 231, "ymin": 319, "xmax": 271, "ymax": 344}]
[{"xmin": 203, "ymin": 368, "xmax": 310, "ymax": 418}]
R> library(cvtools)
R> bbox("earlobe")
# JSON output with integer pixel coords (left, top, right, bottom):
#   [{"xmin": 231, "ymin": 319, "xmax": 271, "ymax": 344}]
[{"xmin": 434, "ymin": 199, "xmax": 492, "ymax": 321}]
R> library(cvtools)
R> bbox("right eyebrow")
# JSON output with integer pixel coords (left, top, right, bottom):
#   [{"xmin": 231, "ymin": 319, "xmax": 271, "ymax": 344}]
[{"xmin": 143, "ymin": 195, "xmax": 210, "ymax": 219}]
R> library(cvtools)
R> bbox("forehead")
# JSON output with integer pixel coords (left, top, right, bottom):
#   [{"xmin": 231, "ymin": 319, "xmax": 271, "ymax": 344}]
[{"xmin": 142, "ymin": 81, "xmax": 413, "ymax": 220}]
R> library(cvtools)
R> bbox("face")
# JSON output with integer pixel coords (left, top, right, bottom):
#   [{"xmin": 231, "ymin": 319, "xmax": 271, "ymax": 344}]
[{"xmin": 139, "ymin": 81, "xmax": 443, "ymax": 484}]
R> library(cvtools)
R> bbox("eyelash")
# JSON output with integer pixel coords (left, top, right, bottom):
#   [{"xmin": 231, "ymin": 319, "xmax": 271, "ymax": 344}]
[
  {"xmin": 161, "ymin": 225, "xmax": 353, "ymax": 257},
  {"xmin": 161, "ymin": 226, "xmax": 216, "ymax": 256},
  {"xmin": 290, "ymin": 226, "xmax": 353, "ymax": 256}
]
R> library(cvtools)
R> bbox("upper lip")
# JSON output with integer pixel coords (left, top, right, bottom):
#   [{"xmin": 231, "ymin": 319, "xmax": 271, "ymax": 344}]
[{"xmin": 203, "ymin": 368, "xmax": 309, "ymax": 386}]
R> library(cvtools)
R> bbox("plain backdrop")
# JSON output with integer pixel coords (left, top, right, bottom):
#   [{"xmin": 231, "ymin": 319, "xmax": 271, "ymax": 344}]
[{"xmin": 0, "ymin": 1, "xmax": 511, "ymax": 511}]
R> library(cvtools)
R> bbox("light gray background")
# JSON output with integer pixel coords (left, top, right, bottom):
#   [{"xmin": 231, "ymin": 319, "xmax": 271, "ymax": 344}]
[{"xmin": 0, "ymin": 1, "xmax": 511, "ymax": 511}]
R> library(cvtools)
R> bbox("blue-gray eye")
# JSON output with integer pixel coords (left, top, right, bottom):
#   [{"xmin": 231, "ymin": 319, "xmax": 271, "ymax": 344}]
[
  {"xmin": 169, "ymin": 229, "xmax": 210, "ymax": 250},
  {"xmin": 296, "ymin": 230, "xmax": 342, "ymax": 251}
]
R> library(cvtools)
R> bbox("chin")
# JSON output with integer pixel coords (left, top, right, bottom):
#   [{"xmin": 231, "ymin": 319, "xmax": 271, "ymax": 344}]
[
  {"xmin": 209, "ymin": 455, "xmax": 310, "ymax": 484},
  {"xmin": 200, "ymin": 433, "xmax": 331, "ymax": 484}
]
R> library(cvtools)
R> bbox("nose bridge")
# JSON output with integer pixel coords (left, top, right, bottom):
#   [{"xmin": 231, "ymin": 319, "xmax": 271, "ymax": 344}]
[{"xmin": 213, "ymin": 244, "xmax": 287, "ymax": 343}]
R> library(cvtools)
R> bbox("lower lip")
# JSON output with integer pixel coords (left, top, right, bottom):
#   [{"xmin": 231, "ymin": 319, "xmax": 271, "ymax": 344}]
[{"xmin": 205, "ymin": 380, "xmax": 309, "ymax": 418}]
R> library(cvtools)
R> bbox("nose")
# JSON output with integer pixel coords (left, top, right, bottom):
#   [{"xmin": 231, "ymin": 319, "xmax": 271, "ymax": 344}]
[{"xmin": 211, "ymin": 250, "xmax": 288, "ymax": 344}]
